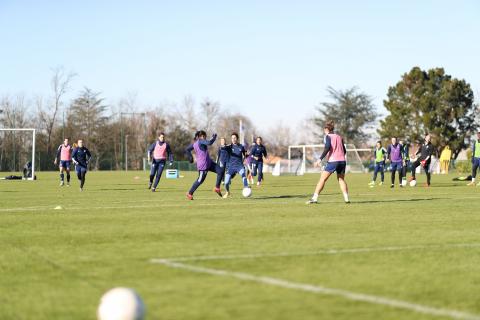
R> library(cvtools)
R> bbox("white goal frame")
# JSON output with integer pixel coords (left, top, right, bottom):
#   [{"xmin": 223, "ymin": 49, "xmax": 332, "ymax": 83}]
[
  {"xmin": 0, "ymin": 128, "xmax": 36, "ymax": 180},
  {"xmin": 287, "ymin": 144, "xmax": 371, "ymax": 174}
]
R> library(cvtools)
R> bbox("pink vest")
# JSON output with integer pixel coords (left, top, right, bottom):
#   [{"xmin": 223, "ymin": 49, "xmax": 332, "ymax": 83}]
[
  {"xmin": 153, "ymin": 142, "xmax": 167, "ymax": 160},
  {"xmin": 327, "ymin": 133, "xmax": 346, "ymax": 162},
  {"xmin": 60, "ymin": 144, "xmax": 72, "ymax": 161}
]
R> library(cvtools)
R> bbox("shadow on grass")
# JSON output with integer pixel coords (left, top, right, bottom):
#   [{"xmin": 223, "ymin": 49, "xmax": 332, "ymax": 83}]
[
  {"xmin": 353, "ymin": 197, "xmax": 446, "ymax": 204},
  {"xmin": 254, "ymin": 194, "xmax": 306, "ymax": 200},
  {"xmin": 96, "ymin": 188, "xmax": 138, "ymax": 191}
]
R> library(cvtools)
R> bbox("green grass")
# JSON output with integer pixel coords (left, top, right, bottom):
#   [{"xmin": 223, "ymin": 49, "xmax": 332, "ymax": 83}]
[{"xmin": 1, "ymin": 171, "xmax": 480, "ymax": 319}]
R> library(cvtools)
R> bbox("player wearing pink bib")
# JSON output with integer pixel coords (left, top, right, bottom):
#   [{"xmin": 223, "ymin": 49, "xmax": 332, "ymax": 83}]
[
  {"xmin": 307, "ymin": 120, "xmax": 350, "ymax": 204},
  {"xmin": 54, "ymin": 138, "xmax": 73, "ymax": 186},
  {"xmin": 147, "ymin": 132, "xmax": 173, "ymax": 192}
]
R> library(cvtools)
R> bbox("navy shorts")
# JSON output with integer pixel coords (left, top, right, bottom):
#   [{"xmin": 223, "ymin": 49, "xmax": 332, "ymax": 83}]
[
  {"xmin": 227, "ymin": 165, "xmax": 246, "ymax": 178},
  {"xmin": 473, "ymin": 157, "xmax": 480, "ymax": 167},
  {"xmin": 324, "ymin": 161, "xmax": 346, "ymax": 174},
  {"xmin": 60, "ymin": 160, "xmax": 71, "ymax": 169},
  {"xmin": 75, "ymin": 165, "xmax": 87, "ymax": 174},
  {"xmin": 391, "ymin": 161, "xmax": 403, "ymax": 172}
]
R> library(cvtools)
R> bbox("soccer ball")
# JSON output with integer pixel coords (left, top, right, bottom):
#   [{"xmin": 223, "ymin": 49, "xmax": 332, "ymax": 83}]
[
  {"xmin": 242, "ymin": 187, "xmax": 252, "ymax": 198},
  {"xmin": 409, "ymin": 179, "xmax": 417, "ymax": 187},
  {"xmin": 97, "ymin": 288, "xmax": 145, "ymax": 320}
]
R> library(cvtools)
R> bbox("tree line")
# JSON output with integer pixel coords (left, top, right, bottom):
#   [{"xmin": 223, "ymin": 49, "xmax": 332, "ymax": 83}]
[{"xmin": 0, "ymin": 66, "xmax": 478, "ymax": 172}]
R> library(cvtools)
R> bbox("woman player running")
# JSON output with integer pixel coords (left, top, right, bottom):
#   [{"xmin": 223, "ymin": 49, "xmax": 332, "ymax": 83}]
[{"xmin": 307, "ymin": 120, "xmax": 350, "ymax": 204}]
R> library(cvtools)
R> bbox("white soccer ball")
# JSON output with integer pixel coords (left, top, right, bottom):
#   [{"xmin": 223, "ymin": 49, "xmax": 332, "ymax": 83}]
[
  {"xmin": 97, "ymin": 287, "xmax": 145, "ymax": 320},
  {"xmin": 242, "ymin": 187, "xmax": 252, "ymax": 198},
  {"xmin": 409, "ymin": 179, "xmax": 417, "ymax": 187}
]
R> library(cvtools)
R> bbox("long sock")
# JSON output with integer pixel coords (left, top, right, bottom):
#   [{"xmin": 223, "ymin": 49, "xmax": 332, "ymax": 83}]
[
  {"xmin": 391, "ymin": 173, "xmax": 395, "ymax": 185},
  {"xmin": 242, "ymin": 175, "xmax": 248, "ymax": 187},
  {"xmin": 215, "ymin": 171, "xmax": 223, "ymax": 189},
  {"xmin": 66, "ymin": 173, "xmax": 70, "ymax": 182},
  {"xmin": 224, "ymin": 174, "xmax": 232, "ymax": 192},
  {"xmin": 149, "ymin": 175, "xmax": 154, "ymax": 183},
  {"xmin": 343, "ymin": 192, "xmax": 349, "ymax": 202},
  {"xmin": 80, "ymin": 172, "xmax": 86, "ymax": 188},
  {"xmin": 60, "ymin": 173, "xmax": 64, "ymax": 181}
]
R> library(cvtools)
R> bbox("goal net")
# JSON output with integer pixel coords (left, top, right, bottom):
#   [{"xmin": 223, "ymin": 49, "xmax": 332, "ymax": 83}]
[
  {"xmin": 278, "ymin": 144, "xmax": 371, "ymax": 176},
  {"xmin": 0, "ymin": 128, "xmax": 36, "ymax": 180}
]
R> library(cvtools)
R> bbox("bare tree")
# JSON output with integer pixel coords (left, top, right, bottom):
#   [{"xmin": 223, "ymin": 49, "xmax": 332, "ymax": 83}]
[
  {"xmin": 174, "ymin": 95, "xmax": 198, "ymax": 132},
  {"xmin": 37, "ymin": 67, "xmax": 76, "ymax": 165},
  {"xmin": 200, "ymin": 98, "xmax": 220, "ymax": 133}
]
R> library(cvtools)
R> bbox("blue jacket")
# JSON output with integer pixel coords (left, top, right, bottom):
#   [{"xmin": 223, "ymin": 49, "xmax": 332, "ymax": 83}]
[
  {"xmin": 72, "ymin": 147, "xmax": 92, "ymax": 168},
  {"xmin": 249, "ymin": 144, "xmax": 267, "ymax": 162},
  {"xmin": 227, "ymin": 143, "xmax": 246, "ymax": 168}
]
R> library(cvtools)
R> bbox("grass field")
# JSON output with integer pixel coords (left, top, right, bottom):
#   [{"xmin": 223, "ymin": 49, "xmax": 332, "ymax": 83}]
[{"xmin": 1, "ymin": 170, "xmax": 480, "ymax": 320}]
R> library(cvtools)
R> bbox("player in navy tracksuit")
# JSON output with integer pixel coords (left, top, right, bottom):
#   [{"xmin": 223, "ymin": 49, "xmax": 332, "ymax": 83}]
[
  {"xmin": 216, "ymin": 137, "xmax": 230, "ymax": 189},
  {"xmin": 249, "ymin": 137, "xmax": 268, "ymax": 186},
  {"xmin": 223, "ymin": 132, "xmax": 250, "ymax": 198},
  {"xmin": 147, "ymin": 132, "xmax": 173, "ymax": 192},
  {"xmin": 72, "ymin": 139, "xmax": 92, "ymax": 191}
]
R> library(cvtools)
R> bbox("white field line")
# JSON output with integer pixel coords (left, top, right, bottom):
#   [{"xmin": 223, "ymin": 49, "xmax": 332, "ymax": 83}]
[
  {"xmin": 152, "ymin": 259, "xmax": 480, "ymax": 320},
  {"xmin": 153, "ymin": 243, "xmax": 480, "ymax": 262}
]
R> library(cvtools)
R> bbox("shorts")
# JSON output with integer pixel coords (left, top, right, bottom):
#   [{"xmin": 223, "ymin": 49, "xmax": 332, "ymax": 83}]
[
  {"xmin": 473, "ymin": 157, "xmax": 480, "ymax": 167},
  {"xmin": 60, "ymin": 160, "xmax": 71, "ymax": 169},
  {"xmin": 75, "ymin": 165, "xmax": 88, "ymax": 174},
  {"xmin": 391, "ymin": 161, "xmax": 403, "ymax": 172},
  {"xmin": 324, "ymin": 161, "xmax": 346, "ymax": 174},
  {"xmin": 227, "ymin": 165, "xmax": 246, "ymax": 178}
]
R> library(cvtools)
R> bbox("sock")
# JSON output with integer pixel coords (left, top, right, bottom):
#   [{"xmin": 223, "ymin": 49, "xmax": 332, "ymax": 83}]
[
  {"xmin": 66, "ymin": 173, "xmax": 70, "ymax": 182},
  {"xmin": 312, "ymin": 193, "xmax": 318, "ymax": 201},
  {"xmin": 60, "ymin": 173, "xmax": 64, "ymax": 181},
  {"xmin": 343, "ymin": 192, "xmax": 349, "ymax": 202}
]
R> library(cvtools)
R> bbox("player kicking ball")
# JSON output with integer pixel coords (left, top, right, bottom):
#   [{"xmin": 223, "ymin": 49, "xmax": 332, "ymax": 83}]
[
  {"xmin": 307, "ymin": 120, "xmax": 349, "ymax": 204},
  {"xmin": 54, "ymin": 137, "xmax": 73, "ymax": 187},
  {"xmin": 147, "ymin": 132, "xmax": 173, "ymax": 192},
  {"xmin": 185, "ymin": 131, "xmax": 223, "ymax": 200},
  {"xmin": 409, "ymin": 134, "xmax": 434, "ymax": 187},
  {"xmin": 223, "ymin": 132, "xmax": 251, "ymax": 198},
  {"xmin": 72, "ymin": 139, "xmax": 92, "ymax": 192}
]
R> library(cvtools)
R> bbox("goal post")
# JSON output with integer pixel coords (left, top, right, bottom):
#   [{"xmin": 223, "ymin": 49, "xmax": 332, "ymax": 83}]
[
  {"xmin": 286, "ymin": 144, "xmax": 371, "ymax": 175},
  {"xmin": 0, "ymin": 128, "xmax": 36, "ymax": 180}
]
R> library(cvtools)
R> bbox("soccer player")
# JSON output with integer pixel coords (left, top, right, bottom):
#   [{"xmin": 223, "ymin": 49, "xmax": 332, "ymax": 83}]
[
  {"xmin": 54, "ymin": 137, "xmax": 73, "ymax": 186},
  {"xmin": 368, "ymin": 141, "xmax": 386, "ymax": 186},
  {"xmin": 387, "ymin": 137, "xmax": 403, "ymax": 188},
  {"xmin": 147, "ymin": 132, "xmax": 173, "ymax": 192},
  {"xmin": 249, "ymin": 136, "xmax": 268, "ymax": 186},
  {"xmin": 400, "ymin": 139, "xmax": 410, "ymax": 185},
  {"xmin": 185, "ymin": 131, "xmax": 222, "ymax": 200},
  {"xmin": 72, "ymin": 139, "xmax": 92, "ymax": 191},
  {"xmin": 215, "ymin": 137, "xmax": 230, "ymax": 189},
  {"xmin": 410, "ymin": 134, "xmax": 434, "ymax": 187},
  {"xmin": 245, "ymin": 154, "xmax": 254, "ymax": 185},
  {"xmin": 223, "ymin": 132, "xmax": 250, "ymax": 198},
  {"xmin": 307, "ymin": 120, "xmax": 349, "ymax": 204},
  {"xmin": 467, "ymin": 130, "xmax": 480, "ymax": 186}
]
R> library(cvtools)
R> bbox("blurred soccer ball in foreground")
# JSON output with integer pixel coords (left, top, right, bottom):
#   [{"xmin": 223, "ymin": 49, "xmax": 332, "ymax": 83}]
[
  {"xmin": 409, "ymin": 179, "xmax": 417, "ymax": 187},
  {"xmin": 97, "ymin": 287, "xmax": 145, "ymax": 320}
]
